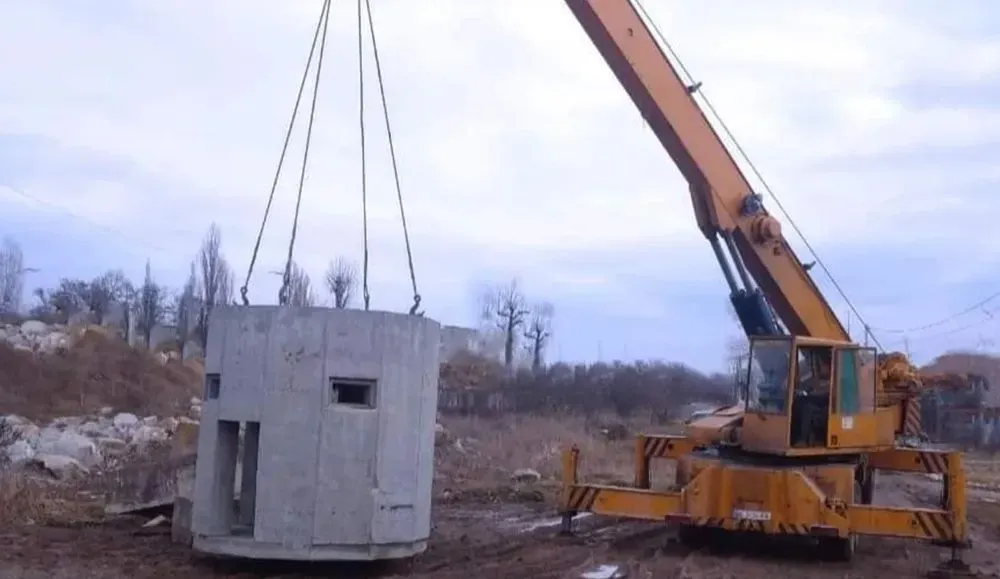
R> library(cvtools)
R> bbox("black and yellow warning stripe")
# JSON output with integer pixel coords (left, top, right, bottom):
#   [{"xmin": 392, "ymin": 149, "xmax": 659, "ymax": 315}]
[
  {"xmin": 916, "ymin": 451, "xmax": 950, "ymax": 475},
  {"xmin": 903, "ymin": 397, "xmax": 924, "ymax": 438},
  {"xmin": 641, "ymin": 435, "xmax": 691, "ymax": 459},
  {"xmin": 563, "ymin": 486, "xmax": 600, "ymax": 511},
  {"xmin": 775, "ymin": 521, "xmax": 811, "ymax": 535},
  {"xmin": 913, "ymin": 511, "xmax": 953, "ymax": 541}
]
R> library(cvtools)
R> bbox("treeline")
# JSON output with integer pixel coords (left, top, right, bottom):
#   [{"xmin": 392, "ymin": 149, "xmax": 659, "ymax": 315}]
[
  {"xmin": 439, "ymin": 353, "xmax": 733, "ymax": 419},
  {"xmin": 0, "ymin": 223, "xmax": 363, "ymax": 356}
]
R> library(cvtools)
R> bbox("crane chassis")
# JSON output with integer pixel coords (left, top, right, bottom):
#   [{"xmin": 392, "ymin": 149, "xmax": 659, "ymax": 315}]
[{"xmin": 555, "ymin": 1, "xmax": 976, "ymax": 575}]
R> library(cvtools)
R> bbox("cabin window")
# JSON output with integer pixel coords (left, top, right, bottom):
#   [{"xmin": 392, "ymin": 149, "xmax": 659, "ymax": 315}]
[
  {"xmin": 745, "ymin": 339, "xmax": 792, "ymax": 414},
  {"xmin": 837, "ymin": 349, "xmax": 861, "ymax": 415}
]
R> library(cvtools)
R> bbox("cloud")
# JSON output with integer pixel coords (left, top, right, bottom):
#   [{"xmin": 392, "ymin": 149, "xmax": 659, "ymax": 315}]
[{"xmin": 2, "ymin": 0, "xmax": 999, "ymax": 370}]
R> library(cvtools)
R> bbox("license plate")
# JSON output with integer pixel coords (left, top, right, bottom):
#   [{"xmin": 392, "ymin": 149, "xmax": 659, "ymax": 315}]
[{"xmin": 732, "ymin": 508, "xmax": 771, "ymax": 521}]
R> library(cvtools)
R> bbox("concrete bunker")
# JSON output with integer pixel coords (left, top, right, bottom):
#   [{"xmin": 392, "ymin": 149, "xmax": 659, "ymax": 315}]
[{"xmin": 190, "ymin": 305, "xmax": 440, "ymax": 561}]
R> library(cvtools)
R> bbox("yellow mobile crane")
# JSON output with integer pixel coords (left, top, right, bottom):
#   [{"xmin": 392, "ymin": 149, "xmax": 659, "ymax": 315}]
[{"xmin": 557, "ymin": 0, "xmax": 972, "ymax": 574}]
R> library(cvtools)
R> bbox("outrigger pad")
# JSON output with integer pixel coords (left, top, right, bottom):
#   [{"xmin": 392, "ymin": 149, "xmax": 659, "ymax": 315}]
[{"xmin": 927, "ymin": 558, "xmax": 978, "ymax": 578}]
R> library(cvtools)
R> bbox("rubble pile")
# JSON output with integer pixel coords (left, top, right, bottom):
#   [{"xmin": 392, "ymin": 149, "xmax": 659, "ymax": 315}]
[
  {"xmin": 0, "ymin": 320, "xmax": 72, "ymax": 354},
  {"xmin": 0, "ymin": 320, "xmax": 201, "ymax": 421},
  {"xmin": 0, "ymin": 398, "xmax": 202, "ymax": 480}
]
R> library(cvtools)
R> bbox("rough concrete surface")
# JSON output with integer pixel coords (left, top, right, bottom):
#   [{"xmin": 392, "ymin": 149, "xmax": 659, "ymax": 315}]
[{"xmin": 193, "ymin": 306, "xmax": 440, "ymax": 561}]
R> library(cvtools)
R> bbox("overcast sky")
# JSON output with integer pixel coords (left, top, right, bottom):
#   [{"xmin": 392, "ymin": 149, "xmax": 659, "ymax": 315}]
[{"xmin": 3, "ymin": 0, "xmax": 1000, "ymax": 370}]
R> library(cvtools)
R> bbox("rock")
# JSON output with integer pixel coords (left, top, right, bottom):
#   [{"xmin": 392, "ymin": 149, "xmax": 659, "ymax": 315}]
[
  {"xmin": 1, "ymin": 414, "xmax": 30, "ymax": 427},
  {"xmin": 19, "ymin": 320, "xmax": 48, "ymax": 335},
  {"xmin": 113, "ymin": 412, "xmax": 139, "ymax": 433},
  {"xmin": 77, "ymin": 421, "xmax": 108, "ymax": 438},
  {"xmin": 29, "ymin": 454, "xmax": 87, "ymax": 479},
  {"xmin": 143, "ymin": 514, "xmax": 170, "ymax": 528},
  {"xmin": 161, "ymin": 417, "xmax": 179, "ymax": 433},
  {"xmin": 131, "ymin": 425, "xmax": 168, "ymax": 447},
  {"xmin": 511, "ymin": 468, "xmax": 542, "ymax": 484},
  {"xmin": 36, "ymin": 430, "xmax": 101, "ymax": 467},
  {"xmin": 3, "ymin": 439, "xmax": 35, "ymax": 463},
  {"xmin": 51, "ymin": 416, "xmax": 85, "ymax": 429},
  {"xmin": 580, "ymin": 563, "xmax": 626, "ymax": 579},
  {"xmin": 37, "ymin": 331, "xmax": 69, "ymax": 352},
  {"xmin": 12, "ymin": 423, "xmax": 40, "ymax": 445}
]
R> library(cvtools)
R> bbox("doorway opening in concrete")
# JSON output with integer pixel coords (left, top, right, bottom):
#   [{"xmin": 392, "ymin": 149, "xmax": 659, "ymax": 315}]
[
  {"xmin": 330, "ymin": 377, "xmax": 377, "ymax": 408},
  {"xmin": 234, "ymin": 421, "xmax": 261, "ymax": 535}
]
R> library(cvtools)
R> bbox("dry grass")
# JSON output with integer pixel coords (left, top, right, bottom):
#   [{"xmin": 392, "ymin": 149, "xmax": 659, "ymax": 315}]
[
  {"xmin": 0, "ymin": 469, "xmax": 104, "ymax": 527},
  {"xmin": 435, "ymin": 412, "xmax": 679, "ymax": 501},
  {"xmin": 964, "ymin": 455, "xmax": 1000, "ymax": 489},
  {"xmin": 0, "ymin": 327, "xmax": 201, "ymax": 421}
]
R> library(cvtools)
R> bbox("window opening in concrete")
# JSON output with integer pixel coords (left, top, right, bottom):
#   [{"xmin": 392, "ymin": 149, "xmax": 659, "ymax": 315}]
[
  {"xmin": 330, "ymin": 377, "xmax": 376, "ymax": 408},
  {"xmin": 233, "ymin": 421, "xmax": 261, "ymax": 535},
  {"xmin": 205, "ymin": 373, "xmax": 221, "ymax": 400}
]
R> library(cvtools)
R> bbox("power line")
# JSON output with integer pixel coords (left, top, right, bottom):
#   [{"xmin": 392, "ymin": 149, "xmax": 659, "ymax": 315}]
[
  {"xmin": 883, "ymin": 304, "xmax": 1000, "ymax": 346},
  {"xmin": 2, "ymin": 184, "xmax": 171, "ymax": 253},
  {"xmin": 869, "ymin": 290, "xmax": 1000, "ymax": 334}
]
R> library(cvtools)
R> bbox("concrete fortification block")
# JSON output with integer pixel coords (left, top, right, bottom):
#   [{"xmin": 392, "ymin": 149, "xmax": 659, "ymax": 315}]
[{"xmin": 190, "ymin": 306, "xmax": 440, "ymax": 561}]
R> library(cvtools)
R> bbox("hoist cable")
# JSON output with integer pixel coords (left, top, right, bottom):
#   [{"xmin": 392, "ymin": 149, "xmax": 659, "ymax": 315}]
[
  {"xmin": 357, "ymin": 0, "xmax": 371, "ymax": 311},
  {"xmin": 634, "ymin": 0, "xmax": 881, "ymax": 350},
  {"xmin": 279, "ymin": 0, "xmax": 332, "ymax": 304},
  {"xmin": 240, "ymin": 0, "xmax": 330, "ymax": 306},
  {"xmin": 364, "ymin": 0, "xmax": 422, "ymax": 315}
]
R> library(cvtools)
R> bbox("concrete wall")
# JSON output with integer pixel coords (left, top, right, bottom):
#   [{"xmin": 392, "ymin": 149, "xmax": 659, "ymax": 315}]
[{"xmin": 191, "ymin": 305, "xmax": 440, "ymax": 561}]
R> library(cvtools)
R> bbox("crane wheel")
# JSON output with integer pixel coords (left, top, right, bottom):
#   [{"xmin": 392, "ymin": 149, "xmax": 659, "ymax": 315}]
[
  {"xmin": 819, "ymin": 481, "xmax": 862, "ymax": 561},
  {"xmin": 677, "ymin": 524, "xmax": 710, "ymax": 548},
  {"xmin": 820, "ymin": 531, "xmax": 857, "ymax": 562}
]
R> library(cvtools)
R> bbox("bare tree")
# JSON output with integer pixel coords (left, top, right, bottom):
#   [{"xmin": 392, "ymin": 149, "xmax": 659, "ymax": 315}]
[
  {"xmin": 219, "ymin": 263, "xmax": 234, "ymax": 306},
  {"xmin": 196, "ymin": 223, "xmax": 234, "ymax": 348},
  {"xmin": 524, "ymin": 302, "xmax": 554, "ymax": 372},
  {"xmin": 286, "ymin": 261, "xmax": 316, "ymax": 307},
  {"xmin": 481, "ymin": 279, "xmax": 530, "ymax": 368},
  {"xmin": 324, "ymin": 257, "xmax": 357, "ymax": 308},
  {"xmin": 88, "ymin": 269, "xmax": 133, "ymax": 323},
  {"xmin": 724, "ymin": 303, "xmax": 749, "ymax": 401},
  {"xmin": 136, "ymin": 260, "xmax": 167, "ymax": 347},
  {"xmin": 0, "ymin": 238, "xmax": 25, "ymax": 314},
  {"xmin": 174, "ymin": 263, "xmax": 198, "ymax": 356}
]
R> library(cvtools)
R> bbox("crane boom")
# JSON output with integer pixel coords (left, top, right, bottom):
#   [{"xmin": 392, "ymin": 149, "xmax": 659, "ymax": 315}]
[{"xmin": 564, "ymin": 0, "xmax": 848, "ymax": 341}]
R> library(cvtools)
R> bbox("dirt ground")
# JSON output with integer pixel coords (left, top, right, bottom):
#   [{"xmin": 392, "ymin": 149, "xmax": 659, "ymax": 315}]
[
  {"xmin": 1, "ymin": 476, "xmax": 999, "ymax": 579},
  {"xmin": 3, "ymin": 415, "xmax": 1000, "ymax": 578}
]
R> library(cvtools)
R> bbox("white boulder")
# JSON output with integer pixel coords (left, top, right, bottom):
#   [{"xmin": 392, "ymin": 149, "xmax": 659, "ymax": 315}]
[{"xmin": 35, "ymin": 430, "xmax": 101, "ymax": 467}]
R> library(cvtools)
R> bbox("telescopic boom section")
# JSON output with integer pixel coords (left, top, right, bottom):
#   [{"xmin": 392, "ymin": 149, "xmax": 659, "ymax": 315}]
[{"xmin": 564, "ymin": 0, "xmax": 848, "ymax": 342}]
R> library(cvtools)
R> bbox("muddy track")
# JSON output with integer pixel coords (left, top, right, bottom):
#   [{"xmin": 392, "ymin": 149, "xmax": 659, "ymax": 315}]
[{"xmin": 2, "ymin": 488, "xmax": 999, "ymax": 579}]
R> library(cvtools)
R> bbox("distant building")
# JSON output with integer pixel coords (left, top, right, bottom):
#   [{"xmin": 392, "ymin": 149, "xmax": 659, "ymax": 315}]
[{"xmin": 439, "ymin": 325, "xmax": 503, "ymax": 363}]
